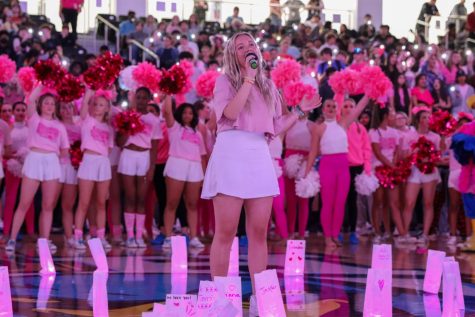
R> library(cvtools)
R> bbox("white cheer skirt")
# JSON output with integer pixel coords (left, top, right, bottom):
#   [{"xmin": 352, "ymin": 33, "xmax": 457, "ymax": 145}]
[
  {"xmin": 164, "ymin": 156, "xmax": 204, "ymax": 182},
  {"xmin": 77, "ymin": 153, "xmax": 112, "ymax": 182},
  {"xmin": 22, "ymin": 151, "xmax": 61, "ymax": 181},
  {"xmin": 201, "ymin": 130, "xmax": 279, "ymax": 199}
]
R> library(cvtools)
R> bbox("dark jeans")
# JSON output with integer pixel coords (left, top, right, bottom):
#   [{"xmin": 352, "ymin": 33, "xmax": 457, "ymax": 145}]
[
  {"xmin": 343, "ymin": 165, "xmax": 363, "ymax": 232},
  {"xmin": 62, "ymin": 8, "xmax": 79, "ymax": 35}
]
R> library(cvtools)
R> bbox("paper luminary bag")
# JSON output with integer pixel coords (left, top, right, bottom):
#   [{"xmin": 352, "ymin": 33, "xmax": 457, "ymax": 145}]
[
  {"xmin": 363, "ymin": 268, "xmax": 392, "ymax": 317},
  {"xmin": 92, "ymin": 271, "xmax": 109, "ymax": 317},
  {"xmin": 255, "ymin": 269, "xmax": 286, "ymax": 317},
  {"xmin": 442, "ymin": 261, "xmax": 458, "ymax": 317},
  {"xmin": 284, "ymin": 275, "xmax": 305, "ymax": 311},
  {"xmin": 88, "ymin": 238, "xmax": 109, "ymax": 272},
  {"xmin": 36, "ymin": 274, "xmax": 56, "ymax": 310},
  {"xmin": 284, "ymin": 239, "xmax": 306, "ymax": 276},
  {"xmin": 214, "ymin": 276, "xmax": 243, "ymax": 317},
  {"xmin": 443, "ymin": 257, "xmax": 465, "ymax": 311},
  {"xmin": 423, "ymin": 250, "xmax": 446, "ymax": 294},
  {"xmin": 196, "ymin": 280, "xmax": 219, "ymax": 317},
  {"xmin": 171, "ymin": 272, "xmax": 188, "ymax": 295},
  {"xmin": 165, "ymin": 294, "xmax": 197, "ymax": 316},
  {"xmin": 171, "ymin": 236, "xmax": 188, "ymax": 274},
  {"xmin": 371, "ymin": 244, "xmax": 392, "ymax": 271},
  {"xmin": 0, "ymin": 266, "xmax": 13, "ymax": 315},
  {"xmin": 227, "ymin": 237, "xmax": 239, "ymax": 276},
  {"xmin": 423, "ymin": 294, "xmax": 442, "ymax": 317},
  {"xmin": 38, "ymin": 238, "xmax": 56, "ymax": 275}
]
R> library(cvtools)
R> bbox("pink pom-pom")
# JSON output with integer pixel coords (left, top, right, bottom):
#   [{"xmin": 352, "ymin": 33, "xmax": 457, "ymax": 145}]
[
  {"xmin": 195, "ymin": 70, "xmax": 221, "ymax": 99},
  {"xmin": 6, "ymin": 159, "xmax": 23, "ymax": 178},
  {"xmin": 271, "ymin": 59, "xmax": 301, "ymax": 89},
  {"xmin": 178, "ymin": 60, "xmax": 194, "ymax": 78},
  {"xmin": 283, "ymin": 81, "xmax": 316, "ymax": 106},
  {"xmin": 359, "ymin": 66, "xmax": 392, "ymax": 100},
  {"xmin": 0, "ymin": 55, "xmax": 16, "ymax": 83},
  {"xmin": 132, "ymin": 62, "xmax": 162, "ymax": 93},
  {"xmin": 328, "ymin": 69, "xmax": 363, "ymax": 95},
  {"xmin": 17, "ymin": 67, "xmax": 37, "ymax": 93}
]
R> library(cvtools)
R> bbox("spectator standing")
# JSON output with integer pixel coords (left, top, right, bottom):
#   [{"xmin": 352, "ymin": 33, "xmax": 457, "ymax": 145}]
[
  {"xmin": 156, "ymin": 35, "xmax": 179, "ymax": 69},
  {"xmin": 60, "ymin": 0, "xmax": 84, "ymax": 37},
  {"xmin": 448, "ymin": 0, "xmax": 467, "ymax": 31},
  {"xmin": 415, "ymin": 0, "xmax": 440, "ymax": 42},
  {"xmin": 307, "ymin": 0, "xmax": 324, "ymax": 21},
  {"xmin": 283, "ymin": 0, "xmax": 306, "ymax": 26},
  {"xmin": 193, "ymin": 1, "xmax": 208, "ymax": 25}
]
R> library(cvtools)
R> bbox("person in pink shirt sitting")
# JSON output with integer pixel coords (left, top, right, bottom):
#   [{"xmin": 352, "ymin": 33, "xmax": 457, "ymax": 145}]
[
  {"xmin": 411, "ymin": 74, "xmax": 435, "ymax": 107},
  {"xmin": 72, "ymin": 89, "xmax": 114, "ymax": 250},
  {"xmin": 162, "ymin": 98, "xmax": 206, "ymax": 249},
  {"xmin": 118, "ymin": 87, "xmax": 162, "ymax": 249},
  {"xmin": 6, "ymin": 85, "xmax": 69, "ymax": 252}
]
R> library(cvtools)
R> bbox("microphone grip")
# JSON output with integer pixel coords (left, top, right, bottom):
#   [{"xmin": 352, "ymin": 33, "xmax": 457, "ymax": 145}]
[{"xmin": 250, "ymin": 60, "xmax": 258, "ymax": 69}]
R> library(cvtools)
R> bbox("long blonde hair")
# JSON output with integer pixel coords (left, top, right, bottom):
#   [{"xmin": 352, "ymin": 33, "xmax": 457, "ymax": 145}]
[{"xmin": 223, "ymin": 32, "xmax": 280, "ymax": 113}]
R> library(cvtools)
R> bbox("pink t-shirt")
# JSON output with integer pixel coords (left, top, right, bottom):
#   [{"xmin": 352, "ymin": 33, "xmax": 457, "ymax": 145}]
[
  {"xmin": 124, "ymin": 113, "xmax": 163, "ymax": 149},
  {"xmin": 63, "ymin": 120, "xmax": 82, "ymax": 144},
  {"xmin": 81, "ymin": 115, "xmax": 114, "ymax": 156},
  {"xmin": 213, "ymin": 75, "xmax": 283, "ymax": 136},
  {"xmin": 369, "ymin": 127, "xmax": 400, "ymax": 167},
  {"xmin": 156, "ymin": 121, "xmax": 170, "ymax": 164},
  {"xmin": 168, "ymin": 122, "xmax": 206, "ymax": 162},
  {"xmin": 27, "ymin": 113, "xmax": 69, "ymax": 154},
  {"xmin": 401, "ymin": 130, "xmax": 441, "ymax": 152},
  {"xmin": 411, "ymin": 87, "xmax": 434, "ymax": 106},
  {"xmin": 61, "ymin": 0, "xmax": 84, "ymax": 10}
]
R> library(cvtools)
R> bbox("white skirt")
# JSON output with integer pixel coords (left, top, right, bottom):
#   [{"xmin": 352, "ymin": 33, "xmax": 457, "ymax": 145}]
[
  {"xmin": 118, "ymin": 148, "xmax": 150, "ymax": 176},
  {"xmin": 0, "ymin": 163, "xmax": 4, "ymax": 179},
  {"xmin": 201, "ymin": 130, "xmax": 279, "ymax": 199},
  {"xmin": 77, "ymin": 153, "xmax": 112, "ymax": 182},
  {"xmin": 448, "ymin": 170, "xmax": 461, "ymax": 191},
  {"xmin": 60, "ymin": 162, "xmax": 78, "ymax": 185},
  {"xmin": 22, "ymin": 151, "xmax": 61, "ymax": 181},
  {"xmin": 164, "ymin": 156, "xmax": 204, "ymax": 182},
  {"xmin": 109, "ymin": 145, "xmax": 121, "ymax": 166},
  {"xmin": 407, "ymin": 166, "xmax": 441, "ymax": 185}
]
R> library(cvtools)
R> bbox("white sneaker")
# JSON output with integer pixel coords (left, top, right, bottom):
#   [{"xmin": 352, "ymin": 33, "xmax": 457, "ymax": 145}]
[
  {"xmin": 162, "ymin": 237, "xmax": 172, "ymax": 249},
  {"xmin": 101, "ymin": 238, "xmax": 112, "ymax": 250},
  {"xmin": 447, "ymin": 235, "xmax": 457, "ymax": 245},
  {"xmin": 5, "ymin": 239, "xmax": 15, "ymax": 252},
  {"xmin": 417, "ymin": 235, "xmax": 429, "ymax": 245},
  {"xmin": 48, "ymin": 240, "xmax": 58, "ymax": 252},
  {"xmin": 382, "ymin": 232, "xmax": 391, "ymax": 241},
  {"xmin": 249, "ymin": 295, "xmax": 259, "ymax": 317},
  {"xmin": 125, "ymin": 238, "xmax": 138, "ymax": 248},
  {"xmin": 136, "ymin": 238, "xmax": 147, "ymax": 249},
  {"xmin": 189, "ymin": 237, "xmax": 205, "ymax": 248},
  {"xmin": 65, "ymin": 237, "xmax": 75, "ymax": 248},
  {"xmin": 373, "ymin": 235, "xmax": 383, "ymax": 244},
  {"xmin": 73, "ymin": 239, "xmax": 87, "ymax": 250}
]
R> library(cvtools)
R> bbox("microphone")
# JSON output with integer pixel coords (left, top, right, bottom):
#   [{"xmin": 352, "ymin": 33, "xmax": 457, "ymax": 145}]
[{"xmin": 246, "ymin": 52, "xmax": 259, "ymax": 69}]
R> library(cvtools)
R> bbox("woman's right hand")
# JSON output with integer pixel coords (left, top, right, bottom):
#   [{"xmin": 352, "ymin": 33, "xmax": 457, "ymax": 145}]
[{"xmin": 244, "ymin": 53, "xmax": 258, "ymax": 79}]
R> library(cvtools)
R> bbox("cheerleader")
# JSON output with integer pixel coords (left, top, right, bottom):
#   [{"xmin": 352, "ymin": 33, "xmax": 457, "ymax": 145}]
[
  {"xmin": 6, "ymin": 85, "xmax": 69, "ymax": 252},
  {"xmin": 305, "ymin": 96, "xmax": 369, "ymax": 248},
  {"xmin": 72, "ymin": 89, "xmax": 114, "ymax": 250},
  {"xmin": 117, "ymin": 87, "xmax": 162, "ymax": 248},
  {"xmin": 201, "ymin": 32, "xmax": 320, "ymax": 307},
  {"xmin": 447, "ymin": 113, "xmax": 474, "ymax": 245},
  {"xmin": 3, "ymin": 101, "xmax": 33, "ymax": 237},
  {"xmin": 369, "ymin": 107, "xmax": 407, "ymax": 243},
  {"xmin": 58, "ymin": 102, "xmax": 81, "ymax": 246},
  {"xmin": 401, "ymin": 106, "xmax": 443, "ymax": 245},
  {"xmin": 284, "ymin": 114, "xmax": 314, "ymax": 239},
  {"xmin": 162, "ymin": 96, "xmax": 206, "ymax": 249}
]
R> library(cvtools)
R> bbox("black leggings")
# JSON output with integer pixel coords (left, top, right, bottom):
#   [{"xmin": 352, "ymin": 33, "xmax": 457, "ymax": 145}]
[
  {"xmin": 344, "ymin": 165, "xmax": 363, "ymax": 232},
  {"xmin": 153, "ymin": 163, "xmax": 188, "ymax": 229},
  {"xmin": 62, "ymin": 8, "xmax": 79, "ymax": 35}
]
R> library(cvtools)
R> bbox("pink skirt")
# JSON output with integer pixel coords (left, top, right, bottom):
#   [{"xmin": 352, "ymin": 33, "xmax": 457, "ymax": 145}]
[{"xmin": 201, "ymin": 130, "xmax": 279, "ymax": 199}]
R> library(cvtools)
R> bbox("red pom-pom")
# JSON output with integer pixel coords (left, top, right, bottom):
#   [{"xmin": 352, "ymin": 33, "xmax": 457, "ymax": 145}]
[
  {"xmin": 375, "ymin": 158, "xmax": 413, "ymax": 189},
  {"xmin": 112, "ymin": 110, "xmax": 145, "ymax": 136},
  {"xmin": 132, "ymin": 62, "xmax": 162, "ymax": 93},
  {"xmin": 83, "ymin": 52, "xmax": 123, "ymax": 90},
  {"xmin": 283, "ymin": 81, "xmax": 316, "ymax": 106},
  {"xmin": 328, "ymin": 69, "xmax": 363, "ymax": 95},
  {"xmin": 411, "ymin": 136, "xmax": 441, "ymax": 174},
  {"xmin": 55, "ymin": 73, "xmax": 85, "ymax": 103},
  {"xmin": 195, "ymin": 70, "xmax": 221, "ymax": 99},
  {"xmin": 34, "ymin": 60, "xmax": 66, "ymax": 88},
  {"xmin": 178, "ymin": 60, "xmax": 194, "ymax": 78},
  {"xmin": 270, "ymin": 59, "xmax": 301, "ymax": 89},
  {"xmin": 17, "ymin": 67, "xmax": 37, "ymax": 93},
  {"xmin": 158, "ymin": 64, "xmax": 188, "ymax": 95},
  {"xmin": 359, "ymin": 66, "xmax": 392, "ymax": 100},
  {"xmin": 69, "ymin": 140, "xmax": 83, "ymax": 169},
  {"xmin": 429, "ymin": 110, "xmax": 457, "ymax": 137},
  {"xmin": 0, "ymin": 55, "xmax": 16, "ymax": 83}
]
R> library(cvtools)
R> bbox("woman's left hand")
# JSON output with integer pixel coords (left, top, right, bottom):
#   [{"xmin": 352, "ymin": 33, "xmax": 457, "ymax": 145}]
[{"xmin": 300, "ymin": 92, "xmax": 322, "ymax": 112}]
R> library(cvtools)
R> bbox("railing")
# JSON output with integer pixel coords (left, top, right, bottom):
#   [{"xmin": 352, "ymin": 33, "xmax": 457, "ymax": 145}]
[{"xmin": 94, "ymin": 15, "xmax": 160, "ymax": 66}]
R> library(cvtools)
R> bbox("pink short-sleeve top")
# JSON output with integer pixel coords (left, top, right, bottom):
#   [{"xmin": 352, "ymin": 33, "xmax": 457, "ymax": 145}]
[{"xmin": 27, "ymin": 113, "xmax": 69, "ymax": 154}]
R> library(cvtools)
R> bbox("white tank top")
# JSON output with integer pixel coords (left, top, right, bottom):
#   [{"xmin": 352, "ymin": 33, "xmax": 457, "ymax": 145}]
[
  {"xmin": 285, "ymin": 119, "xmax": 311, "ymax": 151},
  {"xmin": 268, "ymin": 136, "xmax": 283, "ymax": 159},
  {"xmin": 320, "ymin": 120, "xmax": 348, "ymax": 155}
]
